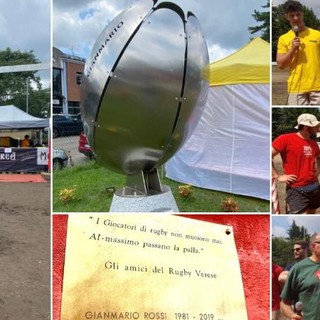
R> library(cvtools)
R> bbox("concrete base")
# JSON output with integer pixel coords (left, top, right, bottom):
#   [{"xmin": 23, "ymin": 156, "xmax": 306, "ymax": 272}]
[{"xmin": 110, "ymin": 185, "xmax": 179, "ymax": 212}]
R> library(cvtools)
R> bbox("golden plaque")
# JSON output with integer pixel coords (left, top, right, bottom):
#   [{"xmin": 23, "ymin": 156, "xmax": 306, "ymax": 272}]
[{"xmin": 60, "ymin": 214, "xmax": 248, "ymax": 320}]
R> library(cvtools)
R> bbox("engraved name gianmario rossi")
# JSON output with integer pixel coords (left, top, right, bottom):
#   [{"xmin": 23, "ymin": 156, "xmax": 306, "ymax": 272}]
[
  {"xmin": 85, "ymin": 21, "xmax": 124, "ymax": 77},
  {"xmin": 84, "ymin": 311, "xmax": 221, "ymax": 320}
]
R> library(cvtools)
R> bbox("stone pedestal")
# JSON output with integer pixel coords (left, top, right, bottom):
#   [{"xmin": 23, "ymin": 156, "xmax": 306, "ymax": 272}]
[{"xmin": 110, "ymin": 185, "xmax": 179, "ymax": 212}]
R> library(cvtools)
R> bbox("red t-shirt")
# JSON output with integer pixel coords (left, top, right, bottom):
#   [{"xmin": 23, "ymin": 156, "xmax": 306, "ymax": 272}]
[
  {"xmin": 272, "ymin": 263, "xmax": 283, "ymax": 311},
  {"xmin": 272, "ymin": 133, "xmax": 320, "ymax": 187}
]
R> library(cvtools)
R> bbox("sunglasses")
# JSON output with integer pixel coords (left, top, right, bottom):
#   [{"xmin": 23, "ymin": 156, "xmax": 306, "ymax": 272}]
[{"xmin": 293, "ymin": 248, "xmax": 302, "ymax": 251}]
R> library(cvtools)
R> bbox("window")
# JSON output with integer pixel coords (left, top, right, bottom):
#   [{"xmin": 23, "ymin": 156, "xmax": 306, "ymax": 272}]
[
  {"xmin": 53, "ymin": 68, "xmax": 62, "ymax": 96},
  {"xmin": 76, "ymin": 72, "xmax": 82, "ymax": 85}
]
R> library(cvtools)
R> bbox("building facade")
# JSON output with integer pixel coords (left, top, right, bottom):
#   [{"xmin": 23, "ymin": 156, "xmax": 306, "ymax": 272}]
[{"xmin": 52, "ymin": 47, "xmax": 85, "ymax": 115}]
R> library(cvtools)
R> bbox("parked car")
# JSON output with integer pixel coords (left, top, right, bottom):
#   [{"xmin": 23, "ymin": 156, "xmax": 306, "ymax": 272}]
[
  {"xmin": 78, "ymin": 132, "xmax": 95, "ymax": 159},
  {"xmin": 53, "ymin": 114, "xmax": 84, "ymax": 138},
  {"xmin": 53, "ymin": 148, "xmax": 69, "ymax": 169}
]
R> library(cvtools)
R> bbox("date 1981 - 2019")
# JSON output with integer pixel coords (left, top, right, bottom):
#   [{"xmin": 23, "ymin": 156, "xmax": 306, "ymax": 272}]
[{"xmin": 175, "ymin": 313, "xmax": 222, "ymax": 320}]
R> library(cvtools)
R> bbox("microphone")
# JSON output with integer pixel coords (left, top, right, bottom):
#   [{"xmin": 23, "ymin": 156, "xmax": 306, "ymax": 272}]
[
  {"xmin": 295, "ymin": 301, "xmax": 303, "ymax": 316},
  {"xmin": 293, "ymin": 25, "xmax": 299, "ymax": 37}
]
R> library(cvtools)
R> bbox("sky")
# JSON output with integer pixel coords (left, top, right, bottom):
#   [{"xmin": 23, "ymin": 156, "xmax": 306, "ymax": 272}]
[
  {"xmin": 0, "ymin": 1, "xmax": 318, "ymax": 91},
  {"xmin": 272, "ymin": 216, "xmax": 320, "ymax": 238},
  {"xmin": 0, "ymin": 0, "xmax": 51, "ymax": 88},
  {"xmin": 272, "ymin": 0, "xmax": 320, "ymax": 18},
  {"xmin": 53, "ymin": 0, "xmax": 267, "ymax": 63}
]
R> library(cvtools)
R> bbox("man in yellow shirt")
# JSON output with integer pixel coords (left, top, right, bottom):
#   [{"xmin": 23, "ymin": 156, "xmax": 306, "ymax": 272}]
[{"xmin": 276, "ymin": 0, "xmax": 320, "ymax": 105}]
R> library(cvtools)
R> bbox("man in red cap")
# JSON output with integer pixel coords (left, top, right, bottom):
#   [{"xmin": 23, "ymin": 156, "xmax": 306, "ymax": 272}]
[{"xmin": 272, "ymin": 113, "xmax": 320, "ymax": 214}]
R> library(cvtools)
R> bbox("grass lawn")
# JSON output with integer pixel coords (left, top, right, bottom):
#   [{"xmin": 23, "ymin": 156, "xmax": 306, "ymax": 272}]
[{"xmin": 53, "ymin": 162, "xmax": 270, "ymax": 213}]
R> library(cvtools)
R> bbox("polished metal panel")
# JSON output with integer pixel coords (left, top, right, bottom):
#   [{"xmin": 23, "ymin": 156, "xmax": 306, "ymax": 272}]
[
  {"xmin": 95, "ymin": 5, "xmax": 186, "ymax": 174},
  {"xmin": 81, "ymin": 0, "xmax": 209, "ymax": 179},
  {"xmin": 176, "ymin": 12, "xmax": 210, "ymax": 142},
  {"xmin": 81, "ymin": 0, "xmax": 156, "ymax": 142}
]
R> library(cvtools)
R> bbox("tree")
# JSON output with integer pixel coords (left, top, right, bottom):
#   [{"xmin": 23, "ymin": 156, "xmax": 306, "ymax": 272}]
[
  {"xmin": 0, "ymin": 48, "xmax": 50, "ymax": 117},
  {"xmin": 272, "ymin": 4, "xmax": 320, "ymax": 61},
  {"xmin": 272, "ymin": 237, "xmax": 293, "ymax": 267},
  {"xmin": 248, "ymin": 1, "xmax": 270, "ymax": 42},
  {"xmin": 272, "ymin": 221, "xmax": 310, "ymax": 267},
  {"xmin": 272, "ymin": 107, "xmax": 320, "ymax": 140},
  {"xmin": 287, "ymin": 219, "xmax": 310, "ymax": 240},
  {"xmin": 13, "ymin": 87, "xmax": 50, "ymax": 118}
]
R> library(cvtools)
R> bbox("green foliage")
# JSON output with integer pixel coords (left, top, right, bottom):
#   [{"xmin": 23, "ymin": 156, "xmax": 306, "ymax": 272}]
[
  {"xmin": 248, "ymin": 1, "xmax": 270, "ymax": 42},
  {"xmin": 53, "ymin": 162, "xmax": 269, "ymax": 213},
  {"xmin": 272, "ymin": 220, "xmax": 310, "ymax": 267},
  {"xmin": 272, "ymin": 107, "xmax": 320, "ymax": 140},
  {"xmin": 272, "ymin": 237, "xmax": 293, "ymax": 267},
  {"xmin": 287, "ymin": 219, "xmax": 310, "ymax": 240},
  {"xmin": 0, "ymin": 48, "xmax": 50, "ymax": 117},
  {"xmin": 0, "ymin": 47, "xmax": 40, "ymax": 66},
  {"xmin": 272, "ymin": 4, "xmax": 320, "ymax": 61},
  {"xmin": 13, "ymin": 87, "xmax": 51, "ymax": 118}
]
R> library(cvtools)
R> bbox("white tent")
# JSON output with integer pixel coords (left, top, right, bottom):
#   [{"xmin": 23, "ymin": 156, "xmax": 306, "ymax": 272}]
[
  {"xmin": 0, "ymin": 105, "xmax": 49, "ymax": 129},
  {"xmin": 166, "ymin": 38, "xmax": 270, "ymax": 200}
]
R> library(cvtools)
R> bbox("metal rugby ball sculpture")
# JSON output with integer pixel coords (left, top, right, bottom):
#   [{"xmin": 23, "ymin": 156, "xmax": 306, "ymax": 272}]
[{"xmin": 80, "ymin": 0, "xmax": 209, "ymax": 211}]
